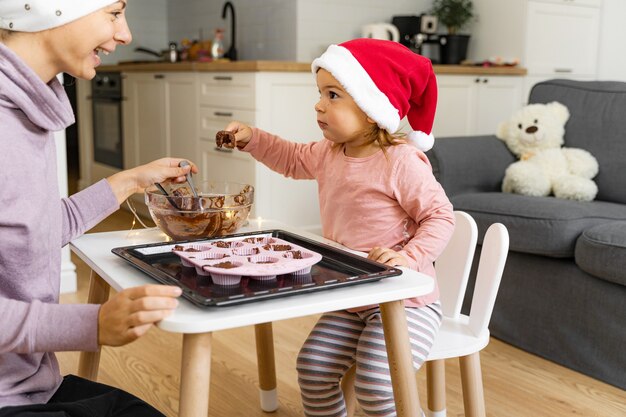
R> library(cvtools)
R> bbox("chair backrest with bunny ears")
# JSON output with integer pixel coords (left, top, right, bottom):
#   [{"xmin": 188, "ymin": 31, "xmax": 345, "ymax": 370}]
[
  {"xmin": 435, "ymin": 211, "xmax": 478, "ymax": 319},
  {"xmin": 468, "ymin": 222, "xmax": 509, "ymax": 336}
]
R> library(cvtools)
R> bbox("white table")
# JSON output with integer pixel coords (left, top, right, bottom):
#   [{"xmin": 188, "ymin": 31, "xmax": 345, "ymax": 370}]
[{"xmin": 70, "ymin": 221, "xmax": 434, "ymax": 417}]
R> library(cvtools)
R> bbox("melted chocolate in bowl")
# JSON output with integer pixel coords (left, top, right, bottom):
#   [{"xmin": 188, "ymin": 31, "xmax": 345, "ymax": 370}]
[{"xmin": 146, "ymin": 181, "xmax": 254, "ymax": 241}]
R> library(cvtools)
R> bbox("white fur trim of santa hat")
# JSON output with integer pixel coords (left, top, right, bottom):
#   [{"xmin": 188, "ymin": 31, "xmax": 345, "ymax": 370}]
[
  {"xmin": 408, "ymin": 130, "xmax": 435, "ymax": 152},
  {"xmin": 312, "ymin": 44, "xmax": 401, "ymax": 133},
  {"xmin": 0, "ymin": 0, "xmax": 117, "ymax": 32}
]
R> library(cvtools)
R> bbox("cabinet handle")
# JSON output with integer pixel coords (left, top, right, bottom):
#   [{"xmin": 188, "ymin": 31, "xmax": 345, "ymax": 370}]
[
  {"xmin": 475, "ymin": 78, "xmax": 480, "ymax": 83},
  {"xmin": 554, "ymin": 68, "xmax": 573, "ymax": 73},
  {"xmin": 213, "ymin": 111, "xmax": 233, "ymax": 117},
  {"xmin": 154, "ymin": 74, "xmax": 165, "ymax": 79},
  {"xmin": 482, "ymin": 78, "xmax": 488, "ymax": 83},
  {"xmin": 214, "ymin": 146, "xmax": 234, "ymax": 153},
  {"xmin": 213, "ymin": 76, "xmax": 233, "ymax": 81}
]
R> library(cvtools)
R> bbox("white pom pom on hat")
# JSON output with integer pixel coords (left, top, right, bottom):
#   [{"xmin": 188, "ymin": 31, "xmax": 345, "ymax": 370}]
[
  {"xmin": 312, "ymin": 38, "xmax": 438, "ymax": 152},
  {"xmin": 0, "ymin": 0, "xmax": 117, "ymax": 32}
]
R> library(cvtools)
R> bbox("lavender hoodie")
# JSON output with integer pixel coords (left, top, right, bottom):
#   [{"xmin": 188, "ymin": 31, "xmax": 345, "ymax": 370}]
[{"xmin": 0, "ymin": 43, "xmax": 119, "ymax": 406}]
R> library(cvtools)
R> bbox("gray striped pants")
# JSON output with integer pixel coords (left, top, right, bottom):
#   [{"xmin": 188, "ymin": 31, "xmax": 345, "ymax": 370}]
[{"xmin": 296, "ymin": 302, "xmax": 442, "ymax": 417}]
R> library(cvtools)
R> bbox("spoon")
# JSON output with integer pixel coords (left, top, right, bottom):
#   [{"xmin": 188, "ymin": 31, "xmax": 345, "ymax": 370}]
[
  {"xmin": 179, "ymin": 160, "xmax": 203, "ymax": 211},
  {"xmin": 178, "ymin": 160, "xmax": 198, "ymax": 197},
  {"xmin": 154, "ymin": 182, "xmax": 182, "ymax": 211}
]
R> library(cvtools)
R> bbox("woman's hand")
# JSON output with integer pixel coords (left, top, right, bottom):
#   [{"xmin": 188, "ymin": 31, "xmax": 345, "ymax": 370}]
[
  {"xmin": 367, "ymin": 247, "xmax": 409, "ymax": 267},
  {"xmin": 107, "ymin": 158, "xmax": 199, "ymax": 204},
  {"xmin": 97, "ymin": 285, "xmax": 182, "ymax": 347},
  {"xmin": 223, "ymin": 121, "xmax": 254, "ymax": 149}
]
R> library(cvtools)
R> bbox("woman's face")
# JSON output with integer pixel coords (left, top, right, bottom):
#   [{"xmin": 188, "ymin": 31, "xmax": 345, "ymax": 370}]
[
  {"xmin": 47, "ymin": 1, "xmax": 132, "ymax": 80},
  {"xmin": 315, "ymin": 68, "xmax": 375, "ymax": 153}
]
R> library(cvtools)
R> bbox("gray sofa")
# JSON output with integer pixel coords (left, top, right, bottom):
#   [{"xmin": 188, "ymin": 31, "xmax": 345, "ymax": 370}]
[{"xmin": 427, "ymin": 79, "xmax": 626, "ymax": 389}]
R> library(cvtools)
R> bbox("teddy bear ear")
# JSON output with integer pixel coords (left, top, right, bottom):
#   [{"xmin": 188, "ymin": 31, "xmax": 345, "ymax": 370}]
[
  {"xmin": 496, "ymin": 121, "xmax": 509, "ymax": 140},
  {"xmin": 547, "ymin": 101, "xmax": 570, "ymax": 124}
]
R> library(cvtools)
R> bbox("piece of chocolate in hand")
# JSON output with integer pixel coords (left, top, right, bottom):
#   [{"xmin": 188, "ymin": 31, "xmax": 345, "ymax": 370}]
[{"xmin": 216, "ymin": 130, "xmax": 236, "ymax": 149}]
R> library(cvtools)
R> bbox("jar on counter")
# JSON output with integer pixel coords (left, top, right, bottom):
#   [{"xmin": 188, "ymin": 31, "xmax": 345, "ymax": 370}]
[
  {"xmin": 211, "ymin": 29, "xmax": 225, "ymax": 59},
  {"xmin": 168, "ymin": 42, "xmax": 178, "ymax": 63}
]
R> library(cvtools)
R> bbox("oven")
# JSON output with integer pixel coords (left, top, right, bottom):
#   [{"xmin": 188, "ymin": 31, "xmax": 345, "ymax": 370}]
[{"xmin": 91, "ymin": 72, "xmax": 123, "ymax": 169}]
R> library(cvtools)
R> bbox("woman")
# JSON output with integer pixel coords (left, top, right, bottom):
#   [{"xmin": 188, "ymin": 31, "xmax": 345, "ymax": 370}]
[{"xmin": 0, "ymin": 1, "xmax": 192, "ymax": 415}]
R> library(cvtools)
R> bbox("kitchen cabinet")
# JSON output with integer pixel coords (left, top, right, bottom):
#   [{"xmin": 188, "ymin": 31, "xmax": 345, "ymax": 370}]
[
  {"xmin": 123, "ymin": 72, "xmax": 198, "ymax": 167},
  {"xmin": 432, "ymin": 75, "xmax": 523, "ymax": 137},
  {"xmin": 197, "ymin": 72, "xmax": 322, "ymax": 232},
  {"xmin": 470, "ymin": 0, "xmax": 602, "ymax": 100},
  {"xmin": 122, "ymin": 72, "xmax": 198, "ymax": 211}
]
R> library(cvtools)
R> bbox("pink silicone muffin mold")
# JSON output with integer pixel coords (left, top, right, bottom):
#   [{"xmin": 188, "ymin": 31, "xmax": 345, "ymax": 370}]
[
  {"xmin": 174, "ymin": 237, "xmax": 322, "ymax": 285},
  {"xmin": 172, "ymin": 243, "xmax": 213, "ymax": 267}
]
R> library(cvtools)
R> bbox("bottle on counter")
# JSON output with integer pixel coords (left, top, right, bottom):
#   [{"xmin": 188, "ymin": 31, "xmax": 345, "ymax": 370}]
[
  {"xmin": 211, "ymin": 28, "xmax": 225, "ymax": 59},
  {"xmin": 168, "ymin": 42, "xmax": 178, "ymax": 63}
]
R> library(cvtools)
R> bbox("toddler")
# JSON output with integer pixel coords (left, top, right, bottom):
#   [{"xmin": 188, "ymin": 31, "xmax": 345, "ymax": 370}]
[{"xmin": 224, "ymin": 39, "xmax": 455, "ymax": 417}]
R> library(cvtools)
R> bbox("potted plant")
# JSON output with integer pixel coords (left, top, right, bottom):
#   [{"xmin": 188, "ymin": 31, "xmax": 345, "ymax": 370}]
[{"xmin": 430, "ymin": 0, "xmax": 474, "ymax": 64}]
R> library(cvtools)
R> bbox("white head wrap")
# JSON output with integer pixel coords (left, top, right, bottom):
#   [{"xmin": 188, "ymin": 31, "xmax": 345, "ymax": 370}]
[{"xmin": 0, "ymin": 0, "xmax": 117, "ymax": 32}]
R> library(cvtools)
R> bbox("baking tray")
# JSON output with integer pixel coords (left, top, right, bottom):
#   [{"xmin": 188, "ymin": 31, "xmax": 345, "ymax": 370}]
[{"xmin": 111, "ymin": 229, "xmax": 403, "ymax": 307}]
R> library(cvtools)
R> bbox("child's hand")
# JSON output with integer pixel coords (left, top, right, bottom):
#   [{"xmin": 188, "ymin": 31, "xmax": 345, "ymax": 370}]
[
  {"xmin": 367, "ymin": 247, "xmax": 409, "ymax": 267},
  {"xmin": 223, "ymin": 121, "xmax": 253, "ymax": 149},
  {"xmin": 97, "ymin": 285, "xmax": 182, "ymax": 347}
]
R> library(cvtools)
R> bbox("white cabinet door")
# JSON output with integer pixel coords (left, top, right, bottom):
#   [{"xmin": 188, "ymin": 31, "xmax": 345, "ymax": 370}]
[
  {"xmin": 475, "ymin": 76, "xmax": 524, "ymax": 135},
  {"xmin": 254, "ymin": 73, "xmax": 321, "ymax": 231},
  {"xmin": 123, "ymin": 73, "xmax": 167, "ymax": 168},
  {"xmin": 433, "ymin": 75, "xmax": 476, "ymax": 137},
  {"xmin": 434, "ymin": 75, "xmax": 523, "ymax": 137},
  {"xmin": 526, "ymin": 1, "xmax": 601, "ymax": 76},
  {"xmin": 166, "ymin": 73, "xmax": 198, "ymax": 163},
  {"xmin": 124, "ymin": 73, "xmax": 198, "ymax": 168}
]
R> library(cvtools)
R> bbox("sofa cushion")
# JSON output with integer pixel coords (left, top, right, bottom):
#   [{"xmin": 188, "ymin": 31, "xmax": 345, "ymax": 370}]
[
  {"xmin": 575, "ymin": 222, "xmax": 626, "ymax": 286},
  {"xmin": 530, "ymin": 80, "xmax": 626, "ymax": 204},
  {"xmin": 451, "ymin": 192, "xmax": 626, "ymax": 257}
]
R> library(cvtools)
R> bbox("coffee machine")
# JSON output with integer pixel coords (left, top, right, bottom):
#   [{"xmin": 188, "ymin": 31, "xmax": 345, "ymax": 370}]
[{"xmin": 392, "ymin": 14, "xmax": 441, "ymax": 63}]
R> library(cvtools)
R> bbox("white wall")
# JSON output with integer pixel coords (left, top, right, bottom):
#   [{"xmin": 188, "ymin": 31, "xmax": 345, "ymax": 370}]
[
  {"xmin": 295, "ymin": 0, "xmax": 432, "ymax": 62},
  {"xmin": 167, "ymin": 0, "xmax": 298, "ymax": 61},
  {"xmin": 102, "ymin": 0, "xmax": 626, "ymax": 82},
  {"xmin": 166, "ymin": 0, "xmax": 432, "ymax": 62}
]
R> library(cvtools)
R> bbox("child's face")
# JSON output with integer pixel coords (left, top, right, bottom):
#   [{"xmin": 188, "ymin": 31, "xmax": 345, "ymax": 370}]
[
  {"xmin": 45, "ymin": 1, "xmax": 132, "ymax": 80},
  {"xmin": 315, "ymin": 69, "xmax": 376, "ymax": 150}
]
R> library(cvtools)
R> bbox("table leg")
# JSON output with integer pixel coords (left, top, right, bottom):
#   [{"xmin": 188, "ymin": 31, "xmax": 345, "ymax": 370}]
[
  {"xmin": 179, "ymin": 332, "xmax": 213, "ymax": 417},
  {"xmin": 380, "ymin": 300, "xmax": 422, "ymax": 417},
  {"xmin": 255, "ymin": 322, "xmax": 278, "ymax": 412},
  {"xmin": 77, "ymin": 271, "xmax": 110, "ymax": 381}
]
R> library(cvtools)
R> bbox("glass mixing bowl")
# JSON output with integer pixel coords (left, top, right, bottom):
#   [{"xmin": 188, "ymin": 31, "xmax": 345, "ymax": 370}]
[{"xmin": 145, "ymin": 181, "xmax": 254, "ymax": 241}]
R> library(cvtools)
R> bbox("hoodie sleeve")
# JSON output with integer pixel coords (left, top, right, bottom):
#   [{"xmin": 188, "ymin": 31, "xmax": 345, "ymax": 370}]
[
  {"xmin": 61, "ymin": 179, "xmax": 120, "ymax": 246},
  {"xmin": 0, "ymin": 297, "xmax": 100, "ymax": 353}
]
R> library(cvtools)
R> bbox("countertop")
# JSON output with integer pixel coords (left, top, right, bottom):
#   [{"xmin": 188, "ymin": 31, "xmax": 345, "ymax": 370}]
[{"xmin": 98, "ymin": 60, "xmax": 527, "ymax": 76}]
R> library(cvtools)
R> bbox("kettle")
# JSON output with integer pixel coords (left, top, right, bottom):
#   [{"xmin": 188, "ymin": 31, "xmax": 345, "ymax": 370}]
[{"xmin": 361, "ymin": 23, "xmax": 400, "ymax": 42}]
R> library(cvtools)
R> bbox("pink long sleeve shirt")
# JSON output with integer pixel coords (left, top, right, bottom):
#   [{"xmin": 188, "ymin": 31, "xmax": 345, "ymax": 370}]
[
  {"xmin": 0, "ymin": 43, "xmax": 119, "ymax": 406},
  {"xmin": 244, "ymin": 128, "xmax": 455, "ymax": 308}
]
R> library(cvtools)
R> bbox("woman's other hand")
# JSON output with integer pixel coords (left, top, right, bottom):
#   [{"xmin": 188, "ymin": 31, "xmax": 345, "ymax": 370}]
[
  {"xmin": 97, "ymin": 284, "xmax": 182, "ymax": 347},
  {"xmin": 224, "ymin": 121, "xmax": 253, "ymax": 149},
  {"xmin": 367, "ymin": 247, "xmax": 409, "ymax": 267},
  {"xmin": 107, "ymin": 158, "xmax": 199, "ymax": 204}
]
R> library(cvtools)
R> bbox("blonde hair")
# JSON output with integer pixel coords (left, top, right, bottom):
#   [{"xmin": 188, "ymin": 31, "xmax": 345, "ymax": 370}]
[
  {"xmin": 0, "ymin": 29, "xmax": 12, "ymax": 41},
  {"xmin": 364, "ymin": 124, "xmax": 407, "ymax": 148}
]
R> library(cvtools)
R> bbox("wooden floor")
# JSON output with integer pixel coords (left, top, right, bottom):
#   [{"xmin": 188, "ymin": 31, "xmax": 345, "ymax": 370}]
[{"xmin": 58, "ymin": 207, "xmax": 626, "ymax": 417}]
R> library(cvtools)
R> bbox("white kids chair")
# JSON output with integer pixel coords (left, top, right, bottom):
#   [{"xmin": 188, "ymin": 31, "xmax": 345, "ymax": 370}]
[{"xmin": 342, "ymin": 212, "xmax": 509, "ymax": 417}]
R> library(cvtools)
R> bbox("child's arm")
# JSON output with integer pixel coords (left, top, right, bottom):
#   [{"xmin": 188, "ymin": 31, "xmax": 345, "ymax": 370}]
[{"xmin": 224, "ymin": 121, "xmax": 323, "ymax": 180}]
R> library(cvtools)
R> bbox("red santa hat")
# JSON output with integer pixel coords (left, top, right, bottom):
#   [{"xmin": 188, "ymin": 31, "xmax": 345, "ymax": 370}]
[{"xmin": 311, "ymin": 38, "xmax": 438, "ymax": 151}]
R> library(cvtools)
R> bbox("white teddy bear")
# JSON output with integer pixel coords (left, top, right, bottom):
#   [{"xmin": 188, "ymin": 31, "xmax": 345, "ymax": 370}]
[{"xmin": 496, "ymin": 101, "xmax": 599, "ymax": 201}]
